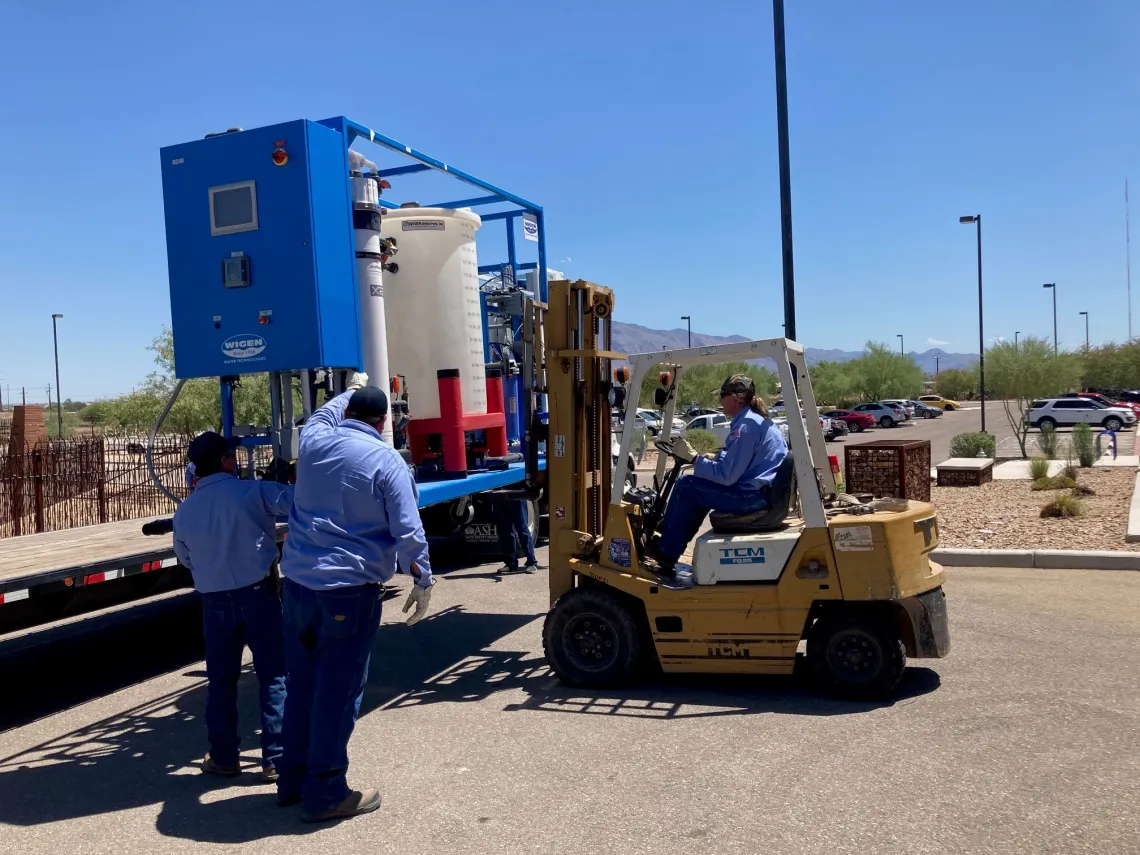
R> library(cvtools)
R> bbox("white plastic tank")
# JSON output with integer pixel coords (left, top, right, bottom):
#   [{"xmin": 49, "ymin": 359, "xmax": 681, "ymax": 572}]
[{"xmin": 381, "ymin": 206, "xmax": 487, "ymax": 419}]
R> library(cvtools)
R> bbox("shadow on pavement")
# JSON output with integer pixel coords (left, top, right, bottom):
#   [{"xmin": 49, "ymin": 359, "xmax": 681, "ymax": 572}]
[{"xmin": 0, "ymin": 604, "xmax": 538, "ymax": 843}]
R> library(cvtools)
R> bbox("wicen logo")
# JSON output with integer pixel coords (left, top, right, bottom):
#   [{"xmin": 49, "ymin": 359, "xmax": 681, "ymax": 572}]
[
  {"xmin": 221, "ymin": 334, "xmax": 266, "ymax": 360},
  {"xmin": 719, "ymin": 546, "xmax": 765, "ymax": 565}
]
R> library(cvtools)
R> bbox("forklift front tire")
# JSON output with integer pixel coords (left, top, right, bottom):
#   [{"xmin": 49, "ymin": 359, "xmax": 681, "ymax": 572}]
[
  {"xmin": 807, "ymin": 613, "xmax": 906, "ymax": 701},
  {"xmin": 543, "ymin": 588, "xmax": 643, "ymax": 688}
]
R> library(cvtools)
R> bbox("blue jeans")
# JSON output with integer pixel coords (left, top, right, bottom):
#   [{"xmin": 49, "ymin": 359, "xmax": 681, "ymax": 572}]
[
  {"xmin": 200, "ymin": 577, "xmax": 286, "ymax": 768},
  {"xmin": 278, "ymin": 579, "xmax": 383, "ymax": 813},
  {"xmin": 658, "ymin": 475, "xmax": 771, "ymax": 561},
  {"xmin": 499, "ymin": 499, "xmax": 536, "ymax": 569}
]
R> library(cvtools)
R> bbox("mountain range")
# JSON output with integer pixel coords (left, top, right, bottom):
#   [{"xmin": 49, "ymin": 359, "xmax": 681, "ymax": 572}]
[{"xmin": 611, "ymin": 322, "xmax": 978, "ymax": 375}]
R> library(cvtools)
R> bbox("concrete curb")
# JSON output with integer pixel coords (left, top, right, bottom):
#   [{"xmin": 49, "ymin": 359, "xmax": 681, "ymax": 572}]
[
  {"xmin": 1127, "ymin": 472, "xmax": 1140, "ymax": 544},
  {"xmin": 932, "ymin": 547, "xmax": 1140, "ymax": 570}
]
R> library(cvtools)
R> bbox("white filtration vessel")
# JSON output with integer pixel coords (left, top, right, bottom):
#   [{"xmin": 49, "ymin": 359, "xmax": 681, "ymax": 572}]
[
  {"xmin": 380, "ymin": 207, "xmax": 486, "ymax": 420},
  {"xmin": 352, "ymin": 176, "xmax": 393, "ymax": 444}
]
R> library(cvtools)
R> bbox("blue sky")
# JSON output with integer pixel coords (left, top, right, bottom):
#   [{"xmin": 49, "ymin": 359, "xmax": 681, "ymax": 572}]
[{"xmin": 1, "ymin": 0, "xmax": 1138, "ymax": 403}]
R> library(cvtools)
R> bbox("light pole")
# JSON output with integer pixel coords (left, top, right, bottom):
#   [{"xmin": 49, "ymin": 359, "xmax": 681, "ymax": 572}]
[
  {"xmin": 935, "ymin": 355, "xmax": 940, "ymax": 376},
  {"xmin": 1043, "ymin": 283, "xmax": 1057, "ymax": 353},
  {"xmin": 1079, "ymin": 311, "xmax": 1089, "ymax": 351},
  {"xmin": 959, "ymin": 214, "xmax": 986, "ymax": 432},
  {"xmin": 773, "ymin": 0, "xmax": 796, "ymax": 340},
  {"xmin": 897, "ymin": 334, "xmax": 904, "ymax": 355},
  {"xmin": 51, "ymin": 313, "xmax": 63, "ymax": 438},
  {"xmin": 681, "ymin": 315, "xmax": 691, "ymax": 348},
  {"xmin": 1015, "ymin": 330, "xmax": 1020, "ymax": 348}
]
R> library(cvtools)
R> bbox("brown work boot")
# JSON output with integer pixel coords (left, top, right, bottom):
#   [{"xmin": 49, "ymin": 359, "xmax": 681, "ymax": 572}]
[
  {"xmin": 301, "ymin": 788, "xmax": 383, "ymax": 823},
  {"xmin": 201, "ymin": 755, "xmax": 241, "ymax": 777}
]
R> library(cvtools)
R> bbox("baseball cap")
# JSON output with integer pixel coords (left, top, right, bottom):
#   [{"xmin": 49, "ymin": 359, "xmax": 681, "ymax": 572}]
[
  {"xmin": 719, "ymin": 373, "xmax": 755, "ymax": 398},
  {"xmin": 187, "ymin": 431, "xmax": 241, "ymax": 468},
  {"xmin": 346, "ymin": 386, "xmax": 389, "ymax": 421}
]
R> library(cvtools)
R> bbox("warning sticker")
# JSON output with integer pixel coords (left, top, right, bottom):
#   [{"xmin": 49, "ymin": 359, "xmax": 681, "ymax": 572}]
[
  {"xmin": 608, "ymin": 538, "xmax": 632, "ymax": 568},
  {"xmin": 554, "ymin": 435, "xmax": 566, "ymax": 457},
  {"xmin": 833, "ymin": 525, "xmax": 874, "ymax": 551},
  {"xmin": 554, "ymin": 506, "xmax": 566, "ymax": 520},
  {"xmin": 401, "ymin": 219, "xmax": 445, "ymax": 231}
]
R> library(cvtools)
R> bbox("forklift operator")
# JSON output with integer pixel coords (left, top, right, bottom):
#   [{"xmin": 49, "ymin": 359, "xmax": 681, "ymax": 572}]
[{"xmin": 647, "ymin": 374, "xmax": 788, "ymax": 573}]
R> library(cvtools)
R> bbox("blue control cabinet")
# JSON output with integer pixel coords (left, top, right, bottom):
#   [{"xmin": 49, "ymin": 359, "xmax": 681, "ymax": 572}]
[{"xmin": 160, "ymin": 120, "xmax": 361, "ymax": 379}]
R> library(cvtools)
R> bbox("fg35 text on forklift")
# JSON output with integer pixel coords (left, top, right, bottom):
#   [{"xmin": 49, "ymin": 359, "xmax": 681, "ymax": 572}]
[{"xmin": 539, "ymin": 280, "xmax": 949, "ymax": 700}]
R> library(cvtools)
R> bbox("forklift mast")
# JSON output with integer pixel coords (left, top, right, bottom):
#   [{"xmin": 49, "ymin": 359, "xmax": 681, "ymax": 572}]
[{"xmin": 545, "ymin": 280, "xmax": 622, "ymax": 604}]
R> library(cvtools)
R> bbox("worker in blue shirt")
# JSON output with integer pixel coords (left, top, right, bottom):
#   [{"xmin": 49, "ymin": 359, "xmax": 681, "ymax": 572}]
[
  {"xmin": 647, "ymin": 374, "xmax": 788, "ymax": 573},
  {"xmin": 172, "ymin": 431, "xmax": 293, "ymax": 781},
  {"xmin": 278, "ymin": 375, "xmax": 435, "ymax": 823}
]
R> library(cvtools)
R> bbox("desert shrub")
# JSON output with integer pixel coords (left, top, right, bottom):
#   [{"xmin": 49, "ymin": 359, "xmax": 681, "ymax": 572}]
[
  {"xmin": 1035, "ymin": 423, "xmax": 1059, "ymax": 458},
  {"xmin": 1061, "ymin": 462, "xmax": 1079, "ymax": 481},
  {"xmin": 1071, "ymin": 484, "xmax": 1096, "ymax": 497},
  {"xmin": 683, "ymin": 428, "xmax": 721, "ymax": 455},
  {"xmin": 1071, "ymin": 423, "xmax": 1096, "ymax": 467},
  {"xmin": 949, "ymin": 431, "xmax": 996, "ymax": 459},
  {"xmin": 1029, "ymin": 457, "xmax": 1050, "ymax": 481},
  {"xmin": 1031, "ymin": 475, "xmax": 1077, "ymax": 491},
  {"xmin": 1040, "ymin": 494, "xmax": 1086, "ymax": 518}
]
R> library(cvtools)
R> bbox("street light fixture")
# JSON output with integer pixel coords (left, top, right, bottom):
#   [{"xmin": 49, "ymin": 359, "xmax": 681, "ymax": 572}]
[
  {"xmin": 51, "ymin": 313, "xmax": 63, "ymax": 438},
  {"xmin": 959, "ymin": 214, "xmax": 986, "ymax": 432},
  {"xmin": 1079, "ymin": 311, "xmax": 1089, "ymax": 351},
  {"xmin": 1015, "ymin": 331, "xmax": 1020, "ymax": 348},
  {"xmin": 681, "ymin": 315, "xmax": 691, "ymax": 348},
  {"xmin": 897, "ymin": 334, "xmax": 904, "ymax": 355},
  {"xmin": 1042, "ymin": 283, "xmax": 1058, "ymax": 354}
]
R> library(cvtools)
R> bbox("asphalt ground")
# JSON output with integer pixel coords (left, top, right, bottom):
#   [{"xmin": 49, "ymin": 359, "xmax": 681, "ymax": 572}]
[{"xmin": 0, "ymin": 555, "xmax": 1137, "ymax": 855}]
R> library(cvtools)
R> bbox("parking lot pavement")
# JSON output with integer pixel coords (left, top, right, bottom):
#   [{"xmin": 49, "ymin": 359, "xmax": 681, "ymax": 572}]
[
  {"xmin": 828, "ymin": 401, "xmax": 1018, "ymax": 464},
  {"xmin": 1, "ymin": 559, "xmax": 1137, "ymax": 854}
]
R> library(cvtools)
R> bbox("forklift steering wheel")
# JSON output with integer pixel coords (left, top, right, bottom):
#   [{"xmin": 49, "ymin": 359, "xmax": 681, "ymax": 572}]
[{"xmin": 642, "ymin": 452, "xmax": 686, "ymax": 542}]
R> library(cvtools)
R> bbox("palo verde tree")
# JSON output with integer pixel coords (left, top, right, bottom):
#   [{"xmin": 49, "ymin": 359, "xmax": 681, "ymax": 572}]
[
  {"xmin": 984, "ymin": 336, "xmax": 1083, "ymax": 458},
  {"xmin": 849, "ymin": 341, "xmax": 925, "ymax": 402},
  {"xmin": 933, "ymin": 366, "xmax": 978, "ymax": 401}
]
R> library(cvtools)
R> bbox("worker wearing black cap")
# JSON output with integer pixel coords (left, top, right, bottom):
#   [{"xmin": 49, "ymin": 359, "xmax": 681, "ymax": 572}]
[
  {"xmin": 648, "ymin": 373, "xmax": 788, "ymax": 572},
  {"xmin": 172, "ymin": 431, "xmax": 294, "ymax": 781},
  {"xmin": 277, "ymin": 373, "xmax": 434, "ymax": 822}
]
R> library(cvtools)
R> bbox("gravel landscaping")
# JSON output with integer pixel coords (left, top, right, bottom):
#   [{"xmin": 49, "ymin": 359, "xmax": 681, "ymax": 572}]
[{"xmin": 932, "ymin": 467, "xmax": 1140, "ymax": 551}]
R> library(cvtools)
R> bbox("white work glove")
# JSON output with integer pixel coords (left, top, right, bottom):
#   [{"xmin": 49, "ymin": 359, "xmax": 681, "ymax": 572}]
[
  {"xmin": 655, "ymin": 436, "xmax": 697, "ymax": 463},
  {"xmin": 402, "ymin": 578, "xmax": 435, "ymax": 625},
  {"xmin": 347, "ymin": 371, "xmax": 369, "ymax": 391}
]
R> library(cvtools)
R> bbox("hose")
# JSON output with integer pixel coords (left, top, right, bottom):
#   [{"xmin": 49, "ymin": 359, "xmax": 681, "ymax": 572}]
[{"xmin": 146, "ymin": 379, "xmax": 186, "ymax": 506}]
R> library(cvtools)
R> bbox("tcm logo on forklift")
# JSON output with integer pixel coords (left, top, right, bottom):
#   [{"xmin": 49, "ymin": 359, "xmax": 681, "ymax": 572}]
[
  {"xmin": 719, "ymin": 547, "xmax": 765, "ymax": 565},
  {"xmin": 221, "ymin": 334, "xmax": 266, "ymax": 360}
]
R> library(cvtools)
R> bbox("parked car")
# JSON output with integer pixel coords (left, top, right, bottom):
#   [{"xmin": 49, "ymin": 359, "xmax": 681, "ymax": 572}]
[
  {"xmin": 822, "ymin": 409, "xmax": 876, "ymax": 433},
  {"xmin": 1115, "ymin": 390, "xmax": 1140, "ymax": 405},
  {"xmin": 908, "ymin": 400, "xmax": 943, "ymax": 419},
  {"xmin": 918, "ymin": 394, "xmax": 961, "ymax": 411},
  {"xmin": 882, "ymin": 399, "xmax": 916, "ymax": 420},
  {"xmin": 1028, "ymin": 398, "xmax": 1136, "ymax": 432},
  {"xmin": 852, "ymin": 402, "xmax": 903, "ymax": 427},
  {"xmin": 1061, "ymin": 391, "xmax": 1140, "ymax": 418},
  {"xmin": 685, "ymin": 412, "xmax": 732, "ymax": 446},
  {"xmin": 824, "ymin": 417, "xmax": 848, "ymax": 441}
]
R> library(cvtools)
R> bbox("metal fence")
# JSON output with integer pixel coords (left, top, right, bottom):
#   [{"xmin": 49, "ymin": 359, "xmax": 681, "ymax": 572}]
[{"xmin": 0, "ymin": 437, "xmax": 191, "ymax": 539}]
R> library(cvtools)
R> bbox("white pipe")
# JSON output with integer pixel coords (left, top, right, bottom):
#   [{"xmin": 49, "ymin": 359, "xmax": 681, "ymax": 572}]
[
  {"xmin": 354, "ymin": 212, "xmax": 394, "ymax": 445},
  {"xmin": 348, "ymin": 149, "xmax": 378, "ymax": 174}
]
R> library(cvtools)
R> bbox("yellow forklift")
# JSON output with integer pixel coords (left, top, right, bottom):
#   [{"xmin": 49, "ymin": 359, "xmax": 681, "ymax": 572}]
[{"xmin": 540, "ymin": 280, "xmax": 949, "ymax": 699}]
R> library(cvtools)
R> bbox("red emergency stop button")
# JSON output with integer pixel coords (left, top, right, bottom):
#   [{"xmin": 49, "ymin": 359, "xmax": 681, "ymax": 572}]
[{"xmin": 272, "ymin": 148, "xmax": 289, "ymax": 166}]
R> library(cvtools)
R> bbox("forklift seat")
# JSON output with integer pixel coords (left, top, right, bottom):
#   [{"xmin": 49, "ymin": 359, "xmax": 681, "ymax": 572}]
[{"xmin": 708, "ymin": 454, "xmax": 796, "ymax": 534}]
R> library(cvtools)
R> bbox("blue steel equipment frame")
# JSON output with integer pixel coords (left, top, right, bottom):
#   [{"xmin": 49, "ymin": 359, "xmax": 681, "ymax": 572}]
[
  {"xmin": 241, "ymin": 117, "xmax": 546, "ymax": 510},
  {"xmin": 316, "ymin": 117, "xmax": 549, "ymax": 304}
]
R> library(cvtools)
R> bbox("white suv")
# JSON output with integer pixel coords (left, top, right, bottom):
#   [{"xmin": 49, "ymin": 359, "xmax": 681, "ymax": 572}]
[{"xmin": 1029, "ymin": 398, "xmax": 1136, "ymax": 432}]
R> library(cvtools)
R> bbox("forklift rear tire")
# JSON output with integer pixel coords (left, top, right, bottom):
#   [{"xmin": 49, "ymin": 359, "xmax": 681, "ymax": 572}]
[
  {"xmin": 543, "ymin": 588, "xmax": 643, "ymax": 688},
  {"xmin": 807, "ymin": 613, "xmax": 906, "ymax": 701}
]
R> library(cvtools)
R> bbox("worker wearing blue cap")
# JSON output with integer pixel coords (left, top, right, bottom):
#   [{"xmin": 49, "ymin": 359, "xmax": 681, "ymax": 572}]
[
  {"xmin": 277, "ymin": 373, "xmax": 434, "ymax": 823},
  {"xmin": 173, "ymin": 431, "xmax": 294, "ymax": 781}
]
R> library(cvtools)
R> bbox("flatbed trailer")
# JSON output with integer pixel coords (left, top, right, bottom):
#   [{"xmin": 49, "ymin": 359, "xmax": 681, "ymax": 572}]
[{"xmin": 0, "ymin": 461, "xmax": 542, "ymax": 635}]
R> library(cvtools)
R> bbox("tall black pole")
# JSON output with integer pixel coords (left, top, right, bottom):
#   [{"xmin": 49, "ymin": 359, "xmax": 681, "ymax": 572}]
[
  {"xmin": 51, "ymin": 314, "xmax": 63, "ymax": 438},
  {"xmin": 773, "ymin": 0, "xmax": 796, "ymax": 341},
  {"xmin": 1080, "ymin": 311, "xmax": 1089, "ymax": 350},
  {"xmin": 975, "ymin": 217, "xmax": 986, "ymax": 433},
  {"xmin": 682, "ymin": 315, "xmax": 691, "ymax": 348}
]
